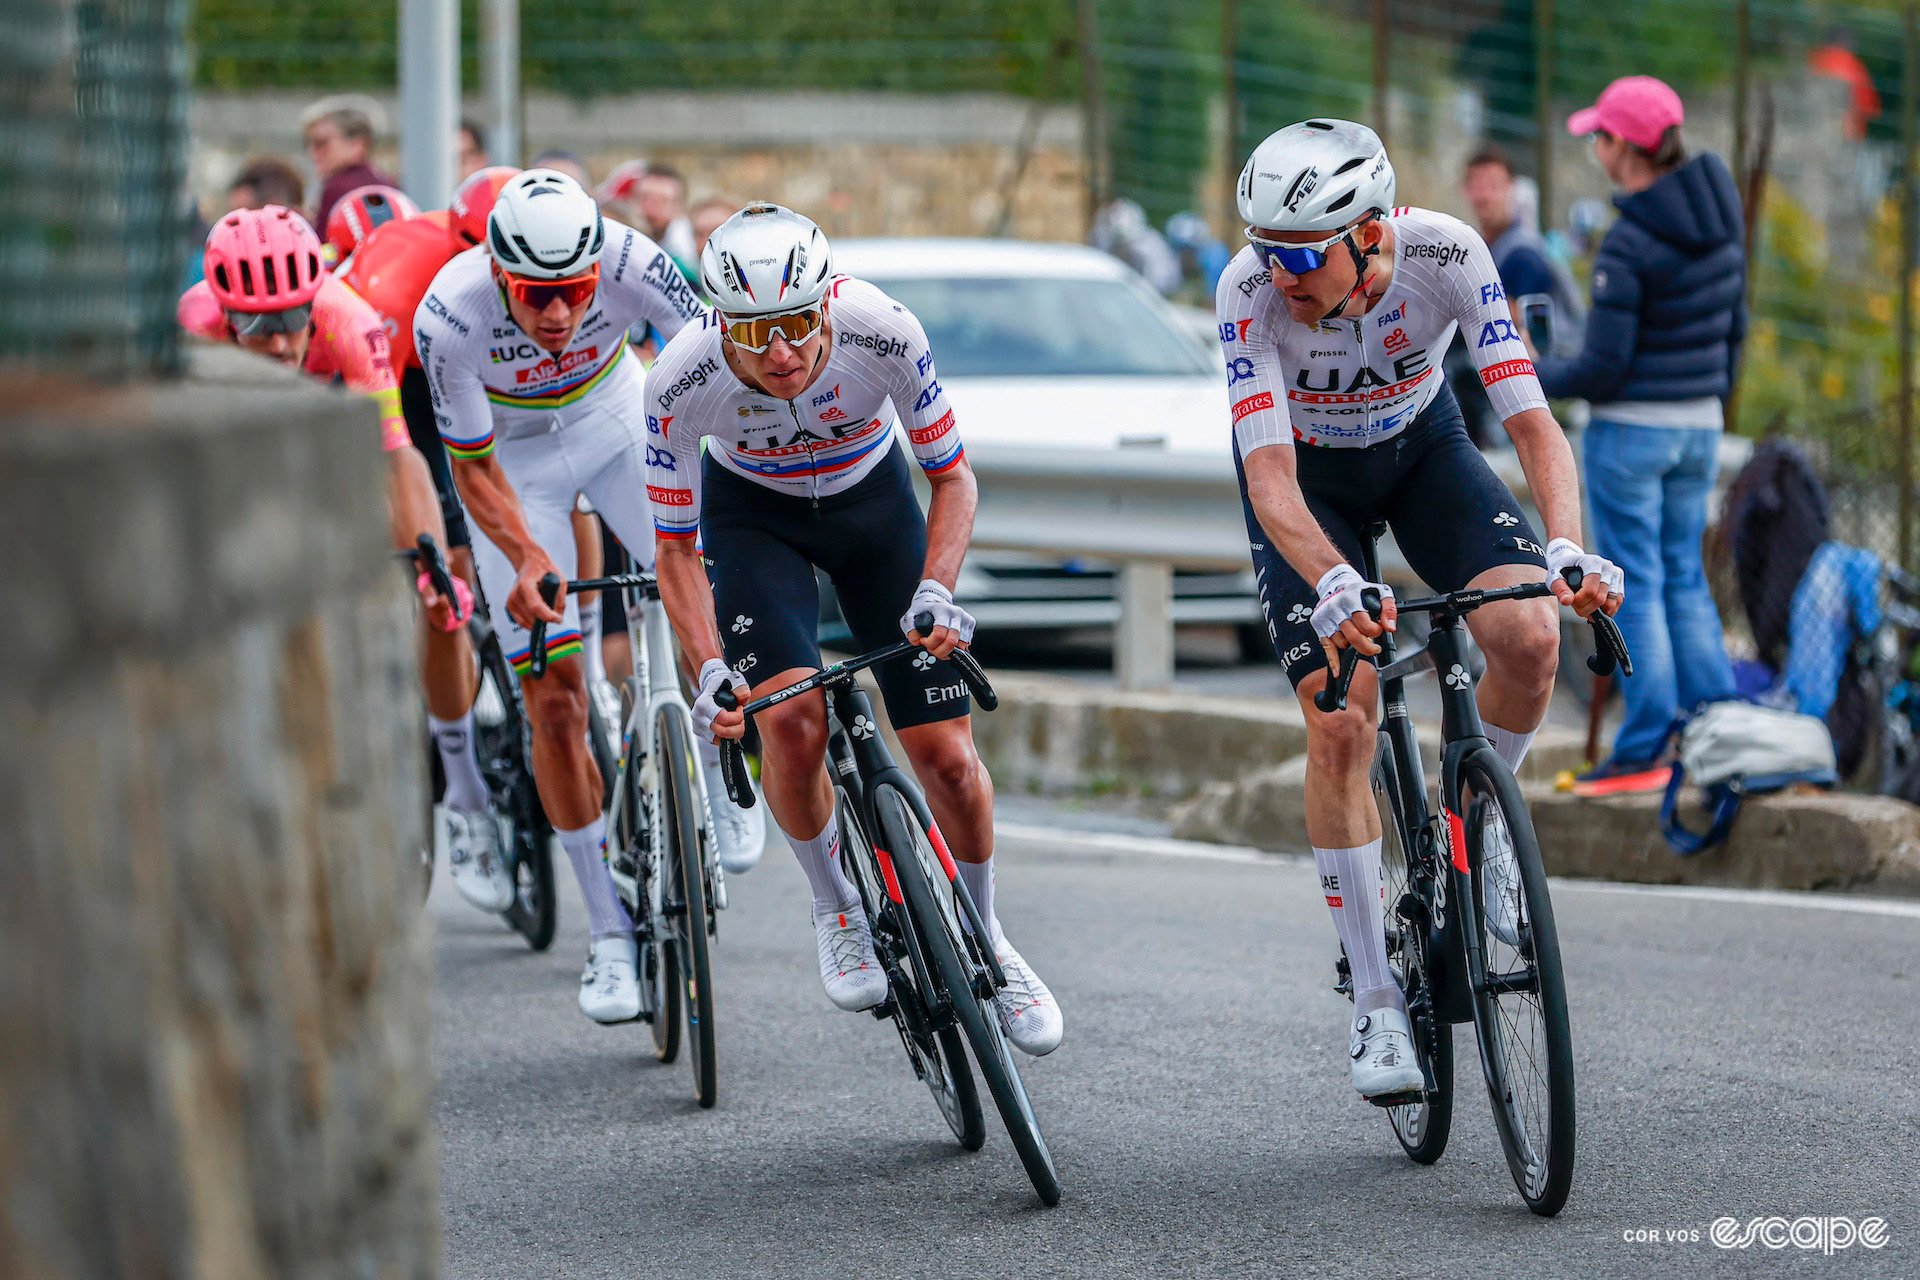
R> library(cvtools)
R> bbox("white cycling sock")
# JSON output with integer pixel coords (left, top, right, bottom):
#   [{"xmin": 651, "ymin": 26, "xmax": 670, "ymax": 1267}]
[
  {"xmin": 785, "ymin": 813, "xmax": 857, "ymax": 911},
  {"xmin": 1314, "ymin": 839, "xmax": 1403, "ymax": 1020},
  {"xmin": 578, "ymin": 594, "xmax": 607, "ymax": 687},
  {"xmin": 1483, "ymin": 720, "xmax": 1538, "ymax": 778},
  {"xmin": 556, "ymin": 817, "xmax": 632, "ymax": 939},
  {"xmin": 955, "ymin": 856, "xmax": 1001, "ymax": 943},
  {"xmin": 430, "ymin": 712, "xmax": 489, "ymax": 813}
]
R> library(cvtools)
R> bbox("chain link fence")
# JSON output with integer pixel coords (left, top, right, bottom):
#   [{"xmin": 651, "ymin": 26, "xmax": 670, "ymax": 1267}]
[{"xmin": 3, "ymin": 0, "xmax": 193, "ymax": 378}]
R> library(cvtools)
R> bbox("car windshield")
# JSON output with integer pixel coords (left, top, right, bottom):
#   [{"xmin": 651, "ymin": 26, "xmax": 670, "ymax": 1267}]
[{"xmin": 863, "ymin": 275, "xmax": 1215, "ymax": 377}]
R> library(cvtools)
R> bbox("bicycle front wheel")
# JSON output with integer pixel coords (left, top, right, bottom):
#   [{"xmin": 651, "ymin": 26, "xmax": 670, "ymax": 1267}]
[
  {"xmin": 476, "ymin": 629, "xmax": 555, "ymax": 951},
  {"xmin": 838, "ymin": 788, "xmax": 982, "ymax": 1150},
  {"xmin": 1460, "ymin": 749, "xmax": 1575, "ymax": 1216},
  {"xmin": 1373, "ymin": 741, "xmax": 1453, "ymax": 1165},
  {"xmin": 874, "ymin": 784, "xmax": 1060, "ymax": 1205},
  {"xmin": 658, "ymin": 706, "xmax": 716, "ymax": 1109}
]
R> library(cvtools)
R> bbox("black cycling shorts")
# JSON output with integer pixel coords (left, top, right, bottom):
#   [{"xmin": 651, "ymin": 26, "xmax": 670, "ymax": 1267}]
[
  {"xmin": 1238, "ymin": 383, "xmax": 1547, "ymax": 689},
  {"xmin": 701, "ymin": 442, "xmax": 969, "ymax": 731},
  {"xmin": 401, "ymin": 364, "xmax": 471, "ymax": 549}
]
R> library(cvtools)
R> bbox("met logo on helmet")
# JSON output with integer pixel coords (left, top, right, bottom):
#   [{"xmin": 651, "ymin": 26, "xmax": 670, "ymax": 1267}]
[{"xmin": 1282, "ymin": 167, "xmax": 1320, "ymax": 213}]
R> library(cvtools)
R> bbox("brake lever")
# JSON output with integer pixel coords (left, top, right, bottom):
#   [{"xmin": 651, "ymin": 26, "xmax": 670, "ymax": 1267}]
[
  {"xmin": 711, "ymin": 685, "xmax": 755, "ymax": 808},
  {"xmin": 1562, "ymin": 566, "xmax": 1632, "ymax": 678},
  {"xmin": 1313, "ymin": 588, "xmax": 1382, "ymax": 714},
  {"xmin": 527, "ymin": 572, "xmax": 562, "ymax": 679},
  {"xmin": 912, "ymin": 610, "xmax": 998, "ymax": 712}
]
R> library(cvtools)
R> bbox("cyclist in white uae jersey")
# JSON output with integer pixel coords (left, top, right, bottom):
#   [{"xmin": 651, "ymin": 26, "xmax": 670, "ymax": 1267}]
[
  {"xmin": 1219, "ymin": 205, "xmax": 1547, "ymax": 452},
  {"xmin": 646, "ymin": 204, "xmax": 1062, "ymax": 1057},
  {"xmin": 1220, "ymin": 121, "xmax": 1623, "ymax": 1102},
  {"xmin": 415, "ymin": 168, "xmax": 761, "ymax": 1026}
]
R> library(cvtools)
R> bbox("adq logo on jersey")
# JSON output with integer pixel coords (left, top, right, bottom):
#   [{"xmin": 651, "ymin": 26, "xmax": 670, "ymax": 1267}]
[
  {"xmin": 1478, "ymin": 317, "xmax": 1521, "ymax": 348},
  {"xmin": 1227, "ymin": 356, "xmax": 1257, "ymax": 387}
]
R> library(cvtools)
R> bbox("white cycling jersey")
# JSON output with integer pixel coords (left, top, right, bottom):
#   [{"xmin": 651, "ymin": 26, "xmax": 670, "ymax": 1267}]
[
  {"xmin": 1215, "ymin": 206, "xmax": 1547, "ymax": 458},
  {"xmin": 645, "ymin": 275, "xmax": 963, "ymax": 540},
  {"xmin": 414, "ymin": 221, "xmax": 707, "ymax": 460}
]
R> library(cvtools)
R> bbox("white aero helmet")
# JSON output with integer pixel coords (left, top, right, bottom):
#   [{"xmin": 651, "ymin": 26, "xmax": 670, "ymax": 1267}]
[
  {"xmin": 486, "ymin": 168, "xmax": 606, "ymax": 279},
  {"xmin": 1237, "ymin": 119, "xmax": 1396, "ymax": 233},
  {"xmin": 699, "ymin": 202, "xmax": 833, "ymax": 316}
]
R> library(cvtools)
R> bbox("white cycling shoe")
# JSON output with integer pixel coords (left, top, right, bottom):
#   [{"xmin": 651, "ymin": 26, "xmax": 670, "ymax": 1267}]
[
  {"xmin": 1350, "ymin": 1007, "xmax": 1424, "ymax": 1098},
  {"xmin": 813, "ymin": 903, "xmax": 888, "ymax": 1012},
  {"xmin": 702, "ymin": 756, "xmax": 767, "ymax": 874},
  {"xmin": 439, "ymin": 804, "xmax": 514, "ymax": 913},
  {"xmin": 993, "ymin": 937, "xmax": 1064, "ymax": 1056},
  {"xmin": 579, "ymin": 935, "xmax": 642, "ymax": 1024},
  {"xmin": 1477, "ymin": 810, "xmax": 1524, "ymax": 948}
]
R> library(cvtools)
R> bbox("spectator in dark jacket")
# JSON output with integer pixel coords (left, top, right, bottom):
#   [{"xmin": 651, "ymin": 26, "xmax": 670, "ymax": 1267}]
[
  {"xmin": 1541, "ymin": 75, "xmax": 1744, "ymax": 792},
  {"xmin": 302, "ymin": 95, "xmax": 399, "ymax": 234}
]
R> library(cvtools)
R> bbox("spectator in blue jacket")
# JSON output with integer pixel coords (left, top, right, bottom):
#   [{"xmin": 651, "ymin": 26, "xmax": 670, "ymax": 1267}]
[{"xmin": 1540, "ymin": 75, "xmax": 1745, "ymax": 793}]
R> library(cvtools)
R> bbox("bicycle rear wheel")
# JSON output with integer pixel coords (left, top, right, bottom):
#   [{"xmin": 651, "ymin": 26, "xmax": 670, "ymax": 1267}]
[
  {"xmin": 476, "ymin": 630, "xmax": 555, "ymax": 951},
  {"xmin": 874, "ymin": 784, "xmax": 1060, "ymax": 1205},
  {"xmin": 612, "ymin": 681, "xmax": 680, "ymax": 1063},
  {"xmin": 658, "ymin": 706, "xmax": 716, "ymax": 1108},
  {"xmin": 1460, "ymin": 749, "xmax": 1575, "ymax": 1216},
  {"xmin": 1373, "ymin": 742, "xmax": 1453, "ymax": 1164},
  {"xmin": 838, "ymin": 789, "xmax": 982, "ymax": 1150}
]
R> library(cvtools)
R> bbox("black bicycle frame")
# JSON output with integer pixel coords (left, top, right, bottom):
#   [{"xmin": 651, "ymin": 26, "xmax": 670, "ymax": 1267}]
[{"xmin": 1353, "ymin": 526, "xmax": 1492, "ymax": 1027}]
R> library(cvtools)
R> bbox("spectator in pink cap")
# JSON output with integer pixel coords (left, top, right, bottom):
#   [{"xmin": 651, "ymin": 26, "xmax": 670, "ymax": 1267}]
[{"xmin": 1541, "ymin": 75, "xmax": 1746, "ymax": 794}]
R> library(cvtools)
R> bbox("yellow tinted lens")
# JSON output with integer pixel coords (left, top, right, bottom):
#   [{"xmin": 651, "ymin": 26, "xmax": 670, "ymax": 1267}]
[{"xmin": 726, "ymin": 308, "xmax": 823, "ymax": 351}]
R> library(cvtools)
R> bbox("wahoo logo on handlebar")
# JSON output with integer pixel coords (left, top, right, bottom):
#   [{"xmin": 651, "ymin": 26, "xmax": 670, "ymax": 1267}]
[{"xmin": 710, "ymin": 611, "xmax": 997, "ymax": 811}]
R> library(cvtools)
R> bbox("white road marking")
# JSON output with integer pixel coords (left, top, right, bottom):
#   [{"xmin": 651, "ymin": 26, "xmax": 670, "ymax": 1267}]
[{"xmin": 996, "ymin": 822, "xmax": 1920, "ymax": 921}]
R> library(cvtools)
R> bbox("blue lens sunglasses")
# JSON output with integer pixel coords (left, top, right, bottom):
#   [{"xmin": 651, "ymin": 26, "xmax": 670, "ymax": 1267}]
[{"xmin": 1245, "ymin": 212, "xmax": 1379, "ymax": 276}]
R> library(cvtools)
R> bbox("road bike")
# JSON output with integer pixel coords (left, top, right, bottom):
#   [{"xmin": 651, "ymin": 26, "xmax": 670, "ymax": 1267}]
[
  {"xmin": 408, "ymin": 534, "xmax": 556, "ymax": 949},
  {"xmin": 713, "ymin": 620, "xmax": 1062, "ymax": 1205},
  {"xmin": 531, "ymin": 564, "xmax": 724, "ymax": 1108},
  {"xmin": 1319, "ymin": 523, "xmax": 1630, "ymax": 1217}
]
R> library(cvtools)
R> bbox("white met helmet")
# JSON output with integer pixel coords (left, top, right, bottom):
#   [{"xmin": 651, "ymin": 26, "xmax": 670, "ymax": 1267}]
[
  {"xmin": 486, "ymin": 168, "xmax": 606, "ymax": 279},
  {"xmin": 1237, "ymin": 119, "xmax": 1396, "ymax": 233},
  {"xmin": 699, "ymin": 202, "xmax": 833, "ymax": 315}
]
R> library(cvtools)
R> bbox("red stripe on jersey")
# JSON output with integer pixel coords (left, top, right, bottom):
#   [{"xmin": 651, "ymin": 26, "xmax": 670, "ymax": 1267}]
[
  {"xmin": 1287, "ymin": 367, "xmax": 1432, "ymax": 405},
  {"xmin": 910, "ymin": 411, "xmax": 955, "ymax": 445},
  {"xmin": 648, "ymin": 485, "xmax": 693, "ymax": 506}
]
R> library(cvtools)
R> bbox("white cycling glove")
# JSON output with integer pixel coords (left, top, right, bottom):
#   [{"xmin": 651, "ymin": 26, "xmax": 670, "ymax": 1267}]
[
  {"xmin": 1545, "ymin": 538, "xmax": 1625, "ymax": 598},
  {"xmin": 691, "ymin": 658, "xmax": 745, "ymax": 745},
  {"xmin": 1310, "ymin": 564, "xmax": 1394, "ymax": 642},
  {"xmin": 901, "ymin": 579, "xmax": 976, "ymax": 645}
]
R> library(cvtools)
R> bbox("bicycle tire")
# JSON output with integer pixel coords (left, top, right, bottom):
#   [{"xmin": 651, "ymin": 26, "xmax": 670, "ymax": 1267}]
[
  {"xmin": 477, "ymin": 630, "xmax": 556, "ymax": 951},
  {"xmin": 613, "ymin": 681, "xmax": 680, "ymax": 1063},
  {"xmin": 837, "ymin": 788, "xmax": 983, "ymax": 1150},
  {"xmin": 1460, "ymin": 749, "xmax": 1575, "ymax": 1216},
  {"xmin": 422, "ymin": 727, "xmax": 442, "ymax": 901},
  {"xmin": 658, "ymin": 706, "xmax": 717, "ymax": 1108},
  {"xmin": 874, "ymin": 784, "xmax": 1060, "ymax": 1205},
  {"xmin": 1372, "ymin": 743, "xmax": 1453, "ymax": 1164}
]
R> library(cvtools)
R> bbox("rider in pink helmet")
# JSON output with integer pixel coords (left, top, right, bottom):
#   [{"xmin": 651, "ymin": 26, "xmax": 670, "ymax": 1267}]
[{"xmin": 201, "ymin": 205, "xmax": 326, "ymax": 329}]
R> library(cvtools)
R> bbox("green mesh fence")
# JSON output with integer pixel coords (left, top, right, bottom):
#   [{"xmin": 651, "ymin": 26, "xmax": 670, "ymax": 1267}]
[{"xmin": 3, "ymin": 0, "xmax": 193, "ymax": 377}]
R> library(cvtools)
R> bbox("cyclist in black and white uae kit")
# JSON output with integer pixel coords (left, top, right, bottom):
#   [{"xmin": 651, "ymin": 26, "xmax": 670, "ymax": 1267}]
[
  {"xmin": 1221, "ymin": 120, "xmax": 1623, "ymax": 1100},
  {"xmin": 647, "ymin": 204, "xmax": 1062, "ymax": 1056}
]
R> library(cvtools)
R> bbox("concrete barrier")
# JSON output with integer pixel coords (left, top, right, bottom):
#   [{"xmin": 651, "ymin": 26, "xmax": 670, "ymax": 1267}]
[{"xmin": 0, "ymin": 351, "xmax": 438, "ymax": 1277}]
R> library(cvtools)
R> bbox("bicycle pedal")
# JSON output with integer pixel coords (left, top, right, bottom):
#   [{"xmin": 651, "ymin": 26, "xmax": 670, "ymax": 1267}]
[
  {"xmin": 1365, "ymin": 1089, "xmax": 1425, "ymax": 1110},
  {"xmin": 869, "ymin": 996, "xmax": 895, "ymax": 1020}
]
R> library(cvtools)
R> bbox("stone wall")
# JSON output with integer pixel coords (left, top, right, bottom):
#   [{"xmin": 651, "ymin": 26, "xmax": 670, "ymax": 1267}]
[
  {"xmin": 0, "ymin": 349, "xmax": 438, "ymax": 1277},
  {"xmin": 190, "ymin": 89, "xmax": 1090, "ymax": 243}
]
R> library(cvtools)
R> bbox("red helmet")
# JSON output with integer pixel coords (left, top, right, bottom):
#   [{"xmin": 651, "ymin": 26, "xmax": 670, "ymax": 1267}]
[
  {"xmin": 203, "ymin": 205, "xmax": 325, "ymax": 311},
  {"xmin": 449, "ymin": 165, "xmax": 519, "ymax": 248},
  {"xmin": 325, "ymin": 184, "xmax": 420, "ymax": 266}
]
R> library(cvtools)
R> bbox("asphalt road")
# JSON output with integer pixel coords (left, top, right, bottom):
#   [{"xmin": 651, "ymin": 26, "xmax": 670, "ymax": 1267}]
[{"xmin": 431, "ymin": 822, "xmax": 1920, "ymax": 1278}]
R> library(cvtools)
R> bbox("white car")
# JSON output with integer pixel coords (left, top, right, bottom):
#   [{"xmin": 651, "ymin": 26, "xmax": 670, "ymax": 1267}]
[{"xmin": 831, "ymin": 238, "xmax": 1260, "ymax": 639}]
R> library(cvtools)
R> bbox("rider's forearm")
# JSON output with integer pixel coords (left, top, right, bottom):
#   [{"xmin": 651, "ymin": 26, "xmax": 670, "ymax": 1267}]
[
  {"xmin": 384, "ymin": 445, "xmax": 447, "ymax": 552},
  {"xmin": 1502, "ymin": 406, "xmax": 1584, "ymax": 546},
  {"xmin": 920, "ymin": 458, "xmax": 978, "ymax": 589},
  {"xmin": 451, "ymin": 454, "xmax": 545, "ymax": 569},
  {"xmin": 654, "ymin": 536, "xmax": 728, "ymax": 671},
  {"xmin": 1243, "ymin": 445, "xmax": 1351, "ymax": 585}
]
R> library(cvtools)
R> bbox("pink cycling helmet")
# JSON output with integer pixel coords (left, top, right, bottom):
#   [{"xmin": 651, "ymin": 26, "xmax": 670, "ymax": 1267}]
[{"xmin": 203, "ymin": 205, "xmax": 326, "ymax": 312}]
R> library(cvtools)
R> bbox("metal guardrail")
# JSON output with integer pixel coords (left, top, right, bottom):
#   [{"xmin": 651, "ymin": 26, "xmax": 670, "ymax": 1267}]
[{"xmin": 958, "ymin": 433, "xmax": 1755, "ymax": 691}]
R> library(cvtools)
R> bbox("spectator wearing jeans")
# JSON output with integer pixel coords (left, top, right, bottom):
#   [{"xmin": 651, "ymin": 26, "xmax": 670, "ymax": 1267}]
[
  {"xmin": 302, "ymin": 95, "xmax": 398, "ymax": 232},
  {"xmin": 1538, "ymin": 76, "xmax": 1746, "ymax": 793}
]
